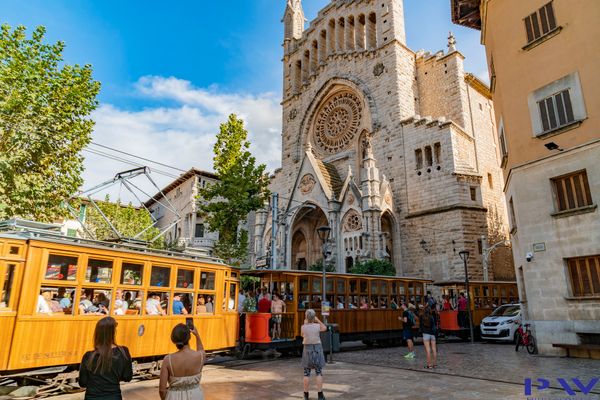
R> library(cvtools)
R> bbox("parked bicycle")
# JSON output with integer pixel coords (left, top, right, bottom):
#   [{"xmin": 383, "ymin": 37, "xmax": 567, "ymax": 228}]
[{"xmin": 515, "ymin": 323, "xmax": 536, "ymax": 354}]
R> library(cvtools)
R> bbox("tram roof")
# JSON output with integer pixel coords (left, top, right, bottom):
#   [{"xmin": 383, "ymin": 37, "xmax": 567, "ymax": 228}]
[
  {"xmin": 0, "ymin": 226, "xmax": 230, "ymax": 267},
  {"xmin": 243, "ymin": 269, "xmax": 432, "ymax": 282},
  {"xmin": 432, "ymin": 279, "xmax": 517, "ymax": 286}
]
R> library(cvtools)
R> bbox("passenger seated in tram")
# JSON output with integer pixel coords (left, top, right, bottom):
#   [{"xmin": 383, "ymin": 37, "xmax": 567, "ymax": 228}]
[
  {"xmin": 205, "ymin": 296, "xmax": 214, "ymax": 313},
  {"xmin": 172, "ymin": 294, "xmax": 188, "ymax": 315},
  {"xmin": 114, "ymin": 290, "xmax": 127, "ymax": 315},
  {"xmin": 37, "ymin": 290, "xmax": 53, "ymax": 314},
  {"xmin": 146, "ymin": 292, "xmax": 166, "ymax": 315},
  {"xmin": 79, "ymin": 290, "xmax": 101, "ymax": 314},
  {"xmin": 379, "ymin": 297, "xmax": 388, "ymax": 309},
  {"xmin": 95, "ymin": 292, "xmax": 110, "ymax": 315},
  {"xmin": 336, "ymin": 297, "xmax": 344, "ymax": 309},
  {"xmin": 359, "ymin": 297, "xmax": 369, "ymax": 309},
  {"xmin": 390, "ymin": 297, "xmax": 399, "ymax": 310},
  {"xmin": 196, "ymin": 295, "xmax": 207, "ymax": 314}
]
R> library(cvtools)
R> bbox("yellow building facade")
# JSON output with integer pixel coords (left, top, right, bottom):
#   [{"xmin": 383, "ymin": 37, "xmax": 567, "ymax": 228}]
[{"xmin": 452, "ymin": 0, "xmax": 600, "ymax": 356}]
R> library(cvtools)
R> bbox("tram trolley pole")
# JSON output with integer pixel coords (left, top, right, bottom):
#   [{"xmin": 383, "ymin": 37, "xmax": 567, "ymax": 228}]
[{"xmin": 317, "ymin": 226, "xmax": 334, "ymax": 364}]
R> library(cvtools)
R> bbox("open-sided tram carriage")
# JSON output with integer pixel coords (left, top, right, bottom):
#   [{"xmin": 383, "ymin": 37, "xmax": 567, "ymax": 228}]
[
  {"xmin": 241, "ymin": 270, "xmax": 431, "ymax": 353},
  {"xmin": 0, "ymin": 228, "xmax": 240, "ymax": 385},
  {"xmin": 434, "ymin": 280, "xmax": 519, "ymax": 339}
]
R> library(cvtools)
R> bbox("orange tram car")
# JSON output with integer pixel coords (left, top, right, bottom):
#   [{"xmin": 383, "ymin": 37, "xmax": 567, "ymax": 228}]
[
  {"xmin": 434, "ymin": 280, "xmax": 519, "ymax": 339},
  {"xmin": 0, "ymin": 228, "xmax": 240, "ymax": 385},
  {"xmin": 241, "ymin": 270, "xmax": 431, "ymax": 352}
]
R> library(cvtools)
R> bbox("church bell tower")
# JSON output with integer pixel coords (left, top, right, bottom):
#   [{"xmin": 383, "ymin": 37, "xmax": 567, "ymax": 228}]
[{"xmin": 283, "ymin": 0, "xmax": 305, "ymax": 44}]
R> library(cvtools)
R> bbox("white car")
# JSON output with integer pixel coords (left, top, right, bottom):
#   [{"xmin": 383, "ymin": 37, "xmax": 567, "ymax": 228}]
[{"xmin": 480, "ymin": 304, "xmax": 521, "ymax": 342}]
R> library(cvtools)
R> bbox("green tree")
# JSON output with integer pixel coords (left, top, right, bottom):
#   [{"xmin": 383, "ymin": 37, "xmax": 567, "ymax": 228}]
[
  {"xmin": 308, "ymin": 259, "xmax": 335, "ymax": 272},
  {"xmin": 349, "ymin": 259, "xmax": 396, "ymax": 276},
  {"xmin": 0, "ymin": 25, "xmax": 100, "ymax": 222},
  {"xmin": 199, "ymin": 114, "xmax": 270, "ymax": 265},
  {"xmin": 82, "ymin": 196, "xmax": 165, "ymax": 249}
]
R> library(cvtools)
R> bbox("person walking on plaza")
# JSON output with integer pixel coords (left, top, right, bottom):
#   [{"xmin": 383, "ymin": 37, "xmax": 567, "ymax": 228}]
[
  {"xmin": 159, "ymin": 324, "xmax": 205, "ymax": 400},
  {"xmin": 400, "ymin": 303, "xmax": 416, "ymax": 359},
  {"xmin": 420, "ymin": 305, "xmax": 438, "ymax": 369},
  {"xmin": 79, "ymin": 317, "xmax": 133, "ymax": 400},
  {"xmin": 301, "ymin": 309, "xmax": 327, "ymax": 400}
]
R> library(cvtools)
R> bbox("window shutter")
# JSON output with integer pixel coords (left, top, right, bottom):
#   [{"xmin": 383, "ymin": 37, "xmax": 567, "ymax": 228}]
[
  {"xmin": 545, "ymin": 3, "xmax": 557, "ymax": 31},
  {"xmin": 538, "ymin": 100, "xmax": 550, "ymax": 132},
  {"xmin": 539, "ymin": 5, "xmax": 549, "ymax": 33},
  {"xmin": 524, "ymin": 15, "xmax": 534, "ymax": 43},
  {"xmin": 530, "ymin": 12, "xmax": 541, "ymax": 39},
  {"xmin": 561, "ymin": 90, "xmax": 574, "ymax": 122}
]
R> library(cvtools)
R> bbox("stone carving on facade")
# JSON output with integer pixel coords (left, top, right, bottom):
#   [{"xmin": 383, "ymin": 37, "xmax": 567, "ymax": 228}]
[
  {"xmin": 343, "ymin": 209, "xmax": 363, "ymax": 232},
  {"xmin": 347, "ymin": 193, "xmax": 355, "ymax": 205},
  {"xmin": 384, "ymin": 192, "xmax": 392, "ymax": 206},
  {"xmin": 313, "ymin": 91, "xmax": 363, "ymax": 154},
  {"xmin": 299, "ymin": 174, "xmax": 316, "ymax": 194},
  {"xmin": 373, "ymin": 63, "xmax": 385, "ymax": 77},
  {"xmin": 289, "ymin": 108, "xmax": 298, "ymax": 121}
]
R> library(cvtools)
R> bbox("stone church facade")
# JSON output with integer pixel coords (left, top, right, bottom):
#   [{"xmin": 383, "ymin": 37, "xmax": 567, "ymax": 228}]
[{"xmin": 250, "ymin": 0, "xmax": 514, "ymax": 282}]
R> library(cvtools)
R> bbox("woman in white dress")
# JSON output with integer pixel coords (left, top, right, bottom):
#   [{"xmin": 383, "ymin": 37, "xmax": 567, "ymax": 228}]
[{"xmin": 159, "ymin": 324, "xmax": 205, "ymax": 400}]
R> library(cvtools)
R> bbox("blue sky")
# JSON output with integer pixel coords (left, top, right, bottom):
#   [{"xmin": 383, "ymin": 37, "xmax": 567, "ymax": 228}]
[{"xmin": 1, "ymin": 0, "xmax": 488, "ymax": 197}]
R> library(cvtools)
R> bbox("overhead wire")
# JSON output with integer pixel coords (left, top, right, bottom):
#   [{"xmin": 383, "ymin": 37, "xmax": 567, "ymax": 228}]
[
  {"xmin": 89, "ymin": 142, "xmax": 187, "ymax": 173},
  {"xmin": 83, "ymin": 148, "xmax": 180, "ymax": 179}
]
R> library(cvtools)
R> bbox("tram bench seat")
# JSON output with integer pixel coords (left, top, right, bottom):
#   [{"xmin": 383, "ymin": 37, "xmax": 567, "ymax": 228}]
[{"xmin": 552, "ymin": 343, "xmax": 600, "ymax": 359}]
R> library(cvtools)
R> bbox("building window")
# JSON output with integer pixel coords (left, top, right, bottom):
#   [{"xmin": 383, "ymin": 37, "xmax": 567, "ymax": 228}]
[
  {"xmin": 415, "ymin": 149, "xmax": 423, "ymax": 170},
  {"xmin": 424, "ymin": 146, "xmax": 433, "ymax": 167},
  {"xmin": 470, "ymin": 187, "xmax": 477, "ymax": 201},
  {"xmin": 537, "ymin": 90, "xmax": 575, "ymax": 133},
  {"xmin": 567, "ymin": 255, "xmax": 600, "ymax": 297},
  {"xmin": 498, "ymin": 120, "xmax": 508, "ymax": 167},
  {"xmin": 524, "ymin": 2, "xmax": 557, "ymax": 44},
  {"xmin": 551, "ymin": 170, "xmax": 593, "ymax": 212},
  {"xmin": 477, "ymin": 238, "xmax": 483, "ymax": 255},
  {"xmin": 509, "ymin": 197, "xmax": 517, "ymax": 232},
  {"xmin": 195, "ymin": 223, "xmax": 205, "ymax": 238},
  {"xmin": 487, "ymin": 173, "xmax": 494, "ymax": 189},
  {"xmin": 528, "ymin": 72, "xmax": 586, "ymax": 137},
  {"xmin": 434, "ymin": 142, "xmax": 441, "ymax": 165}
]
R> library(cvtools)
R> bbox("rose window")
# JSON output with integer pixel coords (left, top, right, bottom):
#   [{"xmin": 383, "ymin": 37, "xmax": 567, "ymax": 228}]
[{"xmin": 313, "ymin": 91, "xmax": 363, "ymax": 154}]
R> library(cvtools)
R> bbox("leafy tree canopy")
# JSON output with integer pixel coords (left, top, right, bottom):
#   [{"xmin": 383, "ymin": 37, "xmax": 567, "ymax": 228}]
[
  {"xmin": 199, "ymin": 114, "xmax": 270, "ymax": 265},
  {"xmin": 0, "ymin": 24, "xmax": 100, "ymax": 222},
  {"xmin": 349, "ymin": 259, "xmax": 396, "ymax": 276},
  {"xmin": 308, "ymin": 259, "xmax": 336, "ymax": 273}
]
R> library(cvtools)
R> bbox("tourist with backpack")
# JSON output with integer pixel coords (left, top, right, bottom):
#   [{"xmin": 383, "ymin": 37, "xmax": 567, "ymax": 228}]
[
  {"xmin": 400, "ymin": 303, "xmax": 416, "ymax": 359},
  {"xmin": 420, "ymin": 305, "xmax": 438, "ymax": 369}
]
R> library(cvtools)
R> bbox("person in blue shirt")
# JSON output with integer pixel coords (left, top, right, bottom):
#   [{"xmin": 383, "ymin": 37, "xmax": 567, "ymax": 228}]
[{"xmin": 172, "ymin": 294, "xmax": 188, "ymax": 315}]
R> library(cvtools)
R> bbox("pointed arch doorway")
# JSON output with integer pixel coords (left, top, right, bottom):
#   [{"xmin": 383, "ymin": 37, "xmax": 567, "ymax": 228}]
[{"xmin": 290, "ymin": 205, "xmax": 329, "ymax": 270}]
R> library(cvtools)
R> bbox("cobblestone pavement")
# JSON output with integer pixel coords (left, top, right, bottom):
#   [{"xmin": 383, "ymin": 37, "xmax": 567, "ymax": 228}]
[
  {"xmin": 335, "ymin": 341, "xmax": 600, "ymax": 391},
  {"xmin": 50, "ymin": 342, "xmax": 600, "ymax": 400}
]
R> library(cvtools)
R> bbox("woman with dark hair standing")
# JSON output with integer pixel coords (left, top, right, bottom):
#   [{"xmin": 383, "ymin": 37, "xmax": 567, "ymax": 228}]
[
  {"xmin": 79, "ymin": 317, "xmax": 133, "ymax": 400},
  {"xmin": 159, "ymin": 323, "xmax": 205, "ymax": 399}
]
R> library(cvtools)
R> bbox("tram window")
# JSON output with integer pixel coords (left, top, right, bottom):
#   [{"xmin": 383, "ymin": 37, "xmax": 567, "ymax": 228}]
[
  {"xmin": 300, "ymin": 278, "xmax": 309, "ymax": 293},
  {"xmin": 176, "ymin": 269, "xmax": 194, "ymax": 289},
  {"xmin": 483, "ymin": 286, "xmax": 490, "ymax": 297},
  {"xmin": 379, "ymin": 296, "xmax": 388, "ymax": 308},
  {"xmin": 390, "ymin": 296, "xmax": 399, "ymax": 309},
  {"xmin": 369, "ymin": 296, "xmax": 379, "ymax": 308},
  {"xmin": 200, "ymin": 271, "xmax": 215, "ymax": 290},
  {"xmin": 38, "ymin": 287, "xmax": 64, "ymax": 314},
  {"xmin": 370, "ymin": 281, "xmax": 379, "ymax": 295},
  {"xmin": 399, "ymin": 284, "xmax": 406, "ymax": 295},
  {"xmin": 359, "ymin": 280, "xmax": 368, "ymax": 294},
  {"xmin": 196, "ymin": 294, "xmax": 214, "ymax": 314},
  {"xmin": 501, "ymin": 287, "xmax": 507, "ymax": 297},
  {"xmin": 9, "ymin": 246, "xmax": 20, "ymax": 255},
  {"xmin": 349, "ymin": 280, "xmax": 357, "ymax": 293},
  {"xmin": 79, "ymin": 288, "xmax": 112, "ymax": 315},
  {"xmin": 416, "ymin": 285, "xmax": 422, "ymax": 295},
  {"xmin": 408, "ymin": 284, "xmax": 415, "ymax": 295},
  {"xmin": 146, "ymin": 292, "xmax": 168, "ymax": 315},
  {"xmin": 223, "ymin": 282, "xmax": 236, "ymax": 311},
  {"xmin": 336, "ymin": 279, "xmax": 346, "ymax": 294},
  {"xmin": 298, "ymin": 294, "xmax": 310, "ymax": 310},
  {"xmin": 335, "ymin": 296, "xmax": 345, "ymax": 309},
  {"xmin": 391, "ymin": 282, "xmax": 398, "ymax": 294},
  {"xmin": 114, "ymin": 289, "xmax": 144, "ymax": 315},
  {"xmin": 381, "ymin": 281, "xmax": 388, "ymax": 294},
  {"xmin": 282, "ymin": 282, "xmax": 294, "ymax": 301},
  {"xmin": 1, "ymin": 264, "xmax": 16, "ymax": 308},
  {"xmin": 176, "ymin": 293, "xmax": 194, "ymax": 314},
  {"xmin": 493, "ymin": 287, "xmax": 499, "ymax": 297},
  {"xmin": 326, "ymin": 278, "xmax": 334, "ymax": 293},
  {"xmin": 150, "ymin": 266, "xmax": 171, "ymax": 287},
  {"xmin": 474, "ymin": 286, "xmax": 481, "ymax": 297},
  {"xmin": 121, "ymin": 263, "xmax": 143, "ymax": 285},
  {"xmin": 312, "ymin": 278, "xmax": 321, "ymax": 293},
  {"xmin": 348, "ymin": 295, "xmax": 359, "ymax": 309},
  {"xmin": 45, "ymin": 254, "xmax": 78, "ymax": 281},
  {"xmin": 85, "ymin": 259, "xmax": 113, "ymax": 284}
]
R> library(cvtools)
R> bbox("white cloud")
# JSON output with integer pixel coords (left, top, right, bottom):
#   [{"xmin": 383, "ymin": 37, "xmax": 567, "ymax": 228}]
[{"xmin": 82, "ymin": 76, "xmax": 282, "ymax": 203}]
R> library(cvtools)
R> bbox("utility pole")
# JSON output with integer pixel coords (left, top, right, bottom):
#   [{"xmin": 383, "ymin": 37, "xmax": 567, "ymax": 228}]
[
  {"xmin": 481, "ymin": 235, "xmax": 489, "ymax": 282},
  {"xmin": 271, "ymin": 193, "xmax": 278, "ymax": 270}
]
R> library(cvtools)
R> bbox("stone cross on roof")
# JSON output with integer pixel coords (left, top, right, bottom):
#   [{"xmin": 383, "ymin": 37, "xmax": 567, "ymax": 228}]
[{"xmin": 448, "ymin": 31, "xmax": 457, "ymax": 53}]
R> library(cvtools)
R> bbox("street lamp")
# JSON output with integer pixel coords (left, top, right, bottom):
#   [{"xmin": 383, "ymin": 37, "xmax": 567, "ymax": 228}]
[
  {"xmin": 459, "ymin": 250, "xmax": 475, "ymax": 344},
  {"xmin": 317, "ymin": 225, "xmax": 334, "ymax": 363}
]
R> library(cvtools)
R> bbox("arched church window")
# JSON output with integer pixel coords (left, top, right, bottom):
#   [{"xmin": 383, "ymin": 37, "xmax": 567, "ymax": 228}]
[
  {"xmin": 357, "ymin": 14, "xmax": 366, "ymax": 50},
  {"xmin": 415, "ymin": 148, "xmax": 423, "ymax": 170},
  {"xmin": 434, "ymin": 142, "xmax": 441, "ymax": 165},
  {"xmin": 424, "ymin": 146, "xmax": 433, "ymax": 167},
  {"xmin": 367, "ymin": 13, "xmax": 377, "ymax": 49}
]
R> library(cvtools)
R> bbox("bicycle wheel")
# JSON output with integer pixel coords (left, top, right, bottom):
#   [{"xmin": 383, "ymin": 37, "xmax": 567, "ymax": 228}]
[
  {"xmin": 515, "ymin": 333, "xmax": 521, "ymax": 352},
  {"xmin": 526, "ymin": 335, "xmax": 536, "ymax": 354}
]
